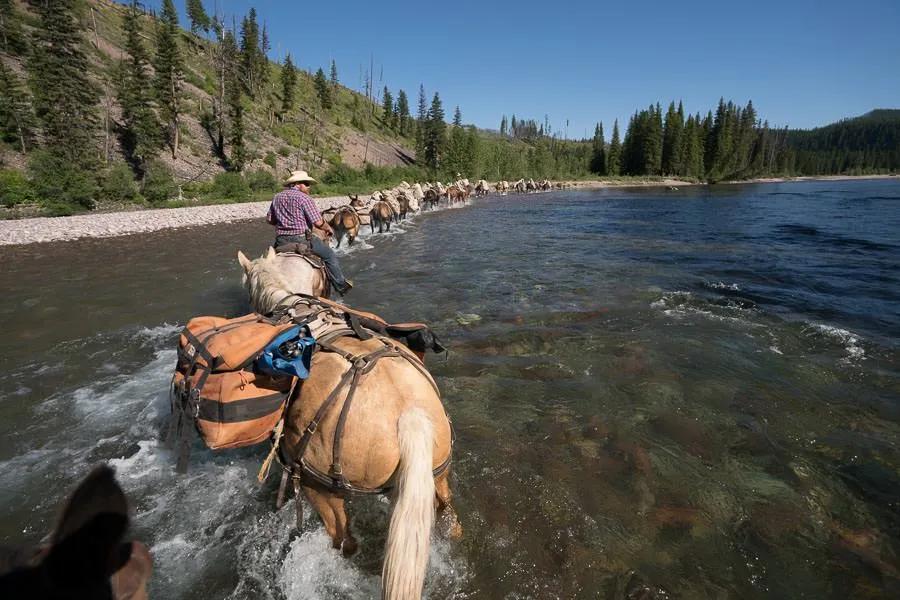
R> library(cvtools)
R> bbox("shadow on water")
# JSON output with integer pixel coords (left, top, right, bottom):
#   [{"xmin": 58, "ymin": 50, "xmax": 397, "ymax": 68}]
[{"xmin": 1, "ymin": 179, "xmax": 899, "ymax": 598}]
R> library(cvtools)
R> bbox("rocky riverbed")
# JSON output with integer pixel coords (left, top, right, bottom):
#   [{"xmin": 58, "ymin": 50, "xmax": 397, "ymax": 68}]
[{"xmin": 0, "ymin": 196, "xmax": 351, "ymax": 246}]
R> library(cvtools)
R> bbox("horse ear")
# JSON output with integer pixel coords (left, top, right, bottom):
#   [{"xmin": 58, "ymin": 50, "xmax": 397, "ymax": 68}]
[
  {"xmin": 237, "ymin": 250, "xmax": 252, "ymax": 272},
  {"xmin": 45, "ymin": 466, "xmax": 131, "ymax": 587},
  {"xmin": 266, "ymin": 246, "xmax": 277, "ymax": 260}
]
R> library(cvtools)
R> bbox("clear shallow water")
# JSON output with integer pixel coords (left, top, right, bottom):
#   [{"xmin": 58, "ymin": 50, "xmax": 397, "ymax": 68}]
[{"xmin": 0, "ymin": 179, "xmax": 898, "ymax": 598}]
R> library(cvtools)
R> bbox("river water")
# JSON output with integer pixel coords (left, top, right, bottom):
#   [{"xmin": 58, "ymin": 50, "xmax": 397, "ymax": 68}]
[{"xmin": 1, "ymin": 179, "xmax": 898, "ymax": 598}]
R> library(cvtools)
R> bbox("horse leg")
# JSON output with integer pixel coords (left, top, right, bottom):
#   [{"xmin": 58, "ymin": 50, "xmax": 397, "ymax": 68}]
[
  {"xmin": 434, "ymin": 471, "xmax": 462, "ymax": 540},
  {"xmin": 330, "ymin": 495, "xmax": 358, "ymax": 557},
  {"xmin": 301, "ymin": 483, "xmax": 342, "ymax": 550}
]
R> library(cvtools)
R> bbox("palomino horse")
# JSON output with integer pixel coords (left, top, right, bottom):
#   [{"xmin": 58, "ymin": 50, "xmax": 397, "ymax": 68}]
[
  {"xmin": 236, "ymin": 248, "xmax": 461, "ymax": 600},
  {"xmin": 0, "ymin": 466, "xmax": 153, "ymax": 599}
]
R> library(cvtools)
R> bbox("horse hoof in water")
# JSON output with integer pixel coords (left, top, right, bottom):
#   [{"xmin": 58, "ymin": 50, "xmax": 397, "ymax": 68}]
[{"xmin": 341, "ymin": 536, "xmax": 359, "ymax": 557}]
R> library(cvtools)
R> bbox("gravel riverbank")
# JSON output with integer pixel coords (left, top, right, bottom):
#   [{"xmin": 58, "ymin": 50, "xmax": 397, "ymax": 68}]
[{"xmin": 0, "ymin": 195, "xmax": 351, "ymax": 246}]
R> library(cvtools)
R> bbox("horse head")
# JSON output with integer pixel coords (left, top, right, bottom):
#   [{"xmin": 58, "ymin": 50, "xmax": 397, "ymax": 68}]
[{"xmin": 0, "ymin": 466, "xmax": 152, "ymax": 600}]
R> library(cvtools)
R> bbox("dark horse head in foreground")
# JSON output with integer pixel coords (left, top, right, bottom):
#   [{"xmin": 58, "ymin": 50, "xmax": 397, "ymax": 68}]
[{"xmin": 0, "ymin": 466, "xmax": 152, "ymax": 599}]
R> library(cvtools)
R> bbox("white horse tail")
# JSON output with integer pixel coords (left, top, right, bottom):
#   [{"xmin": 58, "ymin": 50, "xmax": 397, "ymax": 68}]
[{"xmin": 382, "ymin": 408, "xmax": 435, "ymax": 600}]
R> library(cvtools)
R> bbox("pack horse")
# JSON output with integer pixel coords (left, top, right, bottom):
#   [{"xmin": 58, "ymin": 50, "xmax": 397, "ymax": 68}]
[{"xmin": 168, "ymin": 247, "xmax": 461, "ymax": 599}]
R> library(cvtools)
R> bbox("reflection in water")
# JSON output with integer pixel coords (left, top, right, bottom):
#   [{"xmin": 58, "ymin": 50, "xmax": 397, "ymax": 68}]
[{"xmin": 1, "ymin": 180, "xmax": 899, "ymax": 598}]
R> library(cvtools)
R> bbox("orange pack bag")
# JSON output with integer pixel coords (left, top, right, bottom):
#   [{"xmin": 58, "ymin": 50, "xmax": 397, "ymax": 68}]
[{"xmin": 169, "ymin": 314, "xmax": 298, "ymax": 471}]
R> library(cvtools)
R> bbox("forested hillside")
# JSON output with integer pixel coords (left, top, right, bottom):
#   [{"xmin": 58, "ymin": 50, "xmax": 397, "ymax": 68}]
[{"xmin": 0, "ymin": 0, "xmax": 896, "ymax": 216}]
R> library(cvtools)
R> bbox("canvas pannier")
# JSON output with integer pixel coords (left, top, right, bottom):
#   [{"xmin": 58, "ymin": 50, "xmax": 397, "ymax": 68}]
[{"xmin": 170, "ymin": 314, "xmax": 306, "ymax": 465}]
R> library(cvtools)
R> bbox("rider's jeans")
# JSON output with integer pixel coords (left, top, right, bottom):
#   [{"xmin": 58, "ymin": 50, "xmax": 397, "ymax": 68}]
[{"xmin": 274, "ymin": 234, "xmax": 349, "ymax": 290}]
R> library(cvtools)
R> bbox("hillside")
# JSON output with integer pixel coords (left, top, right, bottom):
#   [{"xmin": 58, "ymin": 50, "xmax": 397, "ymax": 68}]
[
  {"xmin": 784, "ymin": 109, "xmax": 900, "ymax": 175},
  {"xmin": 0, "ymin": 0, "xmax": 417, "ymax": 181}
]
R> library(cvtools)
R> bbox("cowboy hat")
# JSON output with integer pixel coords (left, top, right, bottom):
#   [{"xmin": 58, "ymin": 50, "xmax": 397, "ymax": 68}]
[{"xmin": 284, "ymin": 170, "xmax": 317, "ymax": 185}]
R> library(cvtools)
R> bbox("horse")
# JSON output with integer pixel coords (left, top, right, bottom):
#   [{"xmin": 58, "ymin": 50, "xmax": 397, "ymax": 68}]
[
  {"xmin": 236, "ymin": 249, "xmax": 462, "ymax": 600},
  {"xmin": 329, "ymin": 206, "xmax": 362, "ymax": 247},
  {"xmin": 447, "ymin": 185, "xmax": 465, "ymax": 205},
  {"xmin": 395, "ymin": 191, "xmax": 411, "ymax": 221},
  {"xmin": 0, "ymin": 466, "xmax": 153, "ymax": 600},
  {"xmin": 422, "ymin": 188, "xmax": 440, "ymax": 211},
  {"xmin": 370, "ymin": 200, "xmax": 394, "ymax": 233},
  {"xmin": 514, "ymin": 178, "xmax": 526, "ymax": 193}
]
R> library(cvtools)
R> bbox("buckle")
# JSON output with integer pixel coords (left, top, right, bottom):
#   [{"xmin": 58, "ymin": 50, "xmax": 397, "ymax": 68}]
[{"xmin": 305, "ymin": 421, "xmax": 318, "ymax": 435}]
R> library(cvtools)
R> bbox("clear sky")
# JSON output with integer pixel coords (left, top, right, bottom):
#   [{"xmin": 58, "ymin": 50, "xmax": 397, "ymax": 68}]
[{"xmin": 149, "ymin": 0, "xmax": 900, "ymax": 139}]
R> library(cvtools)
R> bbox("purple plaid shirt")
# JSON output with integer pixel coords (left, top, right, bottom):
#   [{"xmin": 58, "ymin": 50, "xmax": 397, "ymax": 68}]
[{"xmin": 266, "ymin": 188, "xmax": 322, "ymax": 235}]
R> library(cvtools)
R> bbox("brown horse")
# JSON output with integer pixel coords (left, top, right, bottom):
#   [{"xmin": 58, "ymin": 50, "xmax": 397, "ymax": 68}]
[
  {"xmin": 0, "ymin": 466, "xmax": 153, "ymax": 600},
  {"xmin": 236, "ymin": 251, "xmax": 461, "ymax": 600},
  {"xmin": 329, "ymin": 206, "xmax": 362, "ymax": 247},
  {"xmin": 422, "ymin": 188, "xmax": 440, "ymax": 211},
  {"xmin": 370, "ymin": 200, "xmax": 394, "ymax": 233},
  {"xmin": 447, "ymin": 185, "xmax": 465, "ymax": 204}
]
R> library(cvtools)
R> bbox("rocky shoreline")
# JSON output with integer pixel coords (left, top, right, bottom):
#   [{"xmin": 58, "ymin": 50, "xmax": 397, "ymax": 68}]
[
  {"xmin": 1, "ymin": 174, "xmax": 893, "ymax": 247},
  {"xmin": 0, "ymin": 195, "xmax": 351, "ymax": 246}
]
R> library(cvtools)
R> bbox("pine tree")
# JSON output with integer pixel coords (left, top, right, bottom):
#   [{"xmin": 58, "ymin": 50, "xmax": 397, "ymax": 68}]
[
  {"xmin": 382, "ymin": 86, "xmax": 393, "ymax": 126},
  {"xmin": 662, "ymin": 101, "xmax": 685, "ymax": 175},
  {"xmin": 28, "ymin": 0, "xmax": 99, "ymax": 168},
  {"xmin": 314, "ymin": 68, "xmax": 331, "ymax": 109},
  {"xmin": 329, "ymin": 59, "xmax": 338, "ymax": 89},
  {"xmin": 0, "ymin": 59, "xmax": 36, "ymax": 152},
  {"xmin": 239, "ymin": 8, "xmax": 260, "ymax": 94},
  {"xmin": 607, "ymin": 119, "xmax": 622, "ymax": 176},
  {"xmin": 453, "ymin": 106, "xmax": 462, "ymax": 127},
  {"xmin": 396, "ymin": 89, "xmax": 409, "ymax": 135},
  {"xmin": 118, "ymin": 1, "xmax": 160, "ymax": 171},
  {"xmin": 280, "ymin": 53, "xmax": 297, "ymax": 114},
  {"xmin": 153, "ymin": 0, "xmax": 183, "ymax": 158},
  {"xmin": 590, "ymin": 122, "xmax": 606, "ymax": 174},
  {"xmin": 424, "ymin": 92, "xmax": 446, "ymax": 171},
  {"xmin": 223, "ymin": 29, "xmax": 245, "ymax": 170},
  {"xmin": 415, "ymin": 84, "xmax": 427, "ymax": 158},
  {"xmin": 186, "ymin": 0, "xmax": 210, "ymax": 36},
  {"xmin": 258, "ymin": 23, "xmax": 270, "ymax": 91},
  {"xmin": 500, "ymin": 115, "xmax": 507, "ymax": 136}
]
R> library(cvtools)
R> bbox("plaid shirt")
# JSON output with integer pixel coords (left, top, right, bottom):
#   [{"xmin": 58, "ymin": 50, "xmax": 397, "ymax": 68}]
[{"xmin": 267, "ymin": 188, "xmax": 322, "ymax": 235}]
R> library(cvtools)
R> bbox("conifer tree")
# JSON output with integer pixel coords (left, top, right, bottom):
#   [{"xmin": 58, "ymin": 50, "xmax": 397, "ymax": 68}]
[
  {"xmin": 329, "ymin": 59, "xmax": 338, "ymax": 89},
  {"xmin": 424, "ymin": 92, "xmax": 446, "ymax": 171},
  {"xmin": 415, "ymin": 84, "xmax": 427, "ymax": 158},
  {"xmin": 662, "ymin": 101, "xmax": 684, "ymax": 175},
  {"xmin": 28, "ymin": 0, "xmax": 99, "ymax": 168},
  {"xmin": 382, "ymin": 86, "xmax": 393, "ymax": 126},
  {"xmin": 186, "ymin": 0, "xmax": 210, "ymax": 36},
  {"xmin": 314, "ymin": 67, "xmax": 331, "ymax": 109},
  {"xmin": 590, "ymin": 122, "xmax": 606, "ymax": 174},
  {"xmin": 280, "ymin": 53, "xmax": 297, "ymax": 114},
  {"xmin": 223, "ymin": 29, "xmax": 245, "ymax": 170},
  {"xmin": 118, "ymin": 2, "xmax": 160, "ymax": 172},
  {"xmin": 396, "ymin": 89, "xmax": 409, "ymax": 135},
  {"xmin": 500, "ymin": 115, "xmax": 507, "ymax": 136},
  {"xmin": 0, "ymin": 59, "xmax": 36, "ymax": 153},
  {"xmin": 153, "ymin": 0, "xmax": 183, "ymax": 158},
  {"xmin": 258, "ymin": 23, "xmax": 270, "ymax": 91},
  {"xmin": 453, "ymin": 106, "xmax": 462, "ymax": 127},
  {"xmin": 607, "ymin": 119, "xmax": 622, "ymax": 176},
  {"xmin": 239, "ymin": 8, "xmax": 260, "ymax": 94}
]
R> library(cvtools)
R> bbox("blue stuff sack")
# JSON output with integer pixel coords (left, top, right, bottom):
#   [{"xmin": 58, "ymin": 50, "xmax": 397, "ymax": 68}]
[{"xmin": 255, "ymin": 325, "xmax": 316, "ymax": 379}]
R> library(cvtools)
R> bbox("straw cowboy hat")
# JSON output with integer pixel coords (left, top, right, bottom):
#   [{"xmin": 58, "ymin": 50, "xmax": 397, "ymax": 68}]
[{"xmin": 284, "ymin": 170, "xmax": 317, "ymax": 186}]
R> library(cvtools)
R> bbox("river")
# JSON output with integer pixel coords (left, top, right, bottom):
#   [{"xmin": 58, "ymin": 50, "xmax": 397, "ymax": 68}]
[{"xmin": 1, "ymin": 179, "xmax": 898, "ymax": 598}]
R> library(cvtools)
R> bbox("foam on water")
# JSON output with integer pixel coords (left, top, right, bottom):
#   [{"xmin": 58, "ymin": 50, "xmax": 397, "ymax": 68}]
[{"xmin": 804, "ymin": 323, "xmax": 866, "ymax": 364}]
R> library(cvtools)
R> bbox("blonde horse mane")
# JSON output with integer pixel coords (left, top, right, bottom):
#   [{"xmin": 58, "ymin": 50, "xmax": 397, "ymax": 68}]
[{"xmin": 238, "ymin": 248, "xmax": 318, "ymax": 314}]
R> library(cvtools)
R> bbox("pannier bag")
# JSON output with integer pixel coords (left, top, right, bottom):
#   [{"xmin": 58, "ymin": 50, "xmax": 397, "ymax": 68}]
[{"xmin": 169, "ymin": 314, "xmax": 314, "ymax": 471}]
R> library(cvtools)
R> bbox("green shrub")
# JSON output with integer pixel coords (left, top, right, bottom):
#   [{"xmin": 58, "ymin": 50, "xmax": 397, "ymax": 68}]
[
  {"xmin": 246, "ymin": 169, "xmax": 277, "ymax": 193},
  {"xmin": 99, "ymin": 163, "xmax": 141, "ymax": 203},
  {"xmin": 277, "ymin": 145, "xmax": 293, "ymax": 157},
  {"xmin": 0, "ymin": 169, "xmax": 35, "ymax": 207},
  {"xmin": 210, "ymin": 171, "xmax": 249, "ymax": 201},
  {"xmin": 28, "ymin": 150, "xmax": 97, "ymax": 210},
  {"xmin": 142, "ymin": 160, "xmax": 178, "ymax": 205},
  {"xmin": 263, "ymin": 152, "xmax": 277, "ymax": 169}
]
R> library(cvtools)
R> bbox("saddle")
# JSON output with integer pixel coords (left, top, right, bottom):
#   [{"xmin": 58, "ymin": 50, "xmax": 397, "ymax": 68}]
[{"xmin": 273, "ymin": 242, "xmax": 325, "ymax": 269}]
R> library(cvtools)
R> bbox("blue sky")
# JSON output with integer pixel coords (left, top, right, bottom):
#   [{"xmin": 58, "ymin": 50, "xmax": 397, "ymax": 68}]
[{"xmin": 149, "ymin": 0, "xmax": 900, "ymax": 139}]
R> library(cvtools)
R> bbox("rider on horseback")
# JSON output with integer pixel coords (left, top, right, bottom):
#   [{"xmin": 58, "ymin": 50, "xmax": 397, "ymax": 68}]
[{"xmin": 267, "ymin": 171, "xmax": 353, "ymax": 295}]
